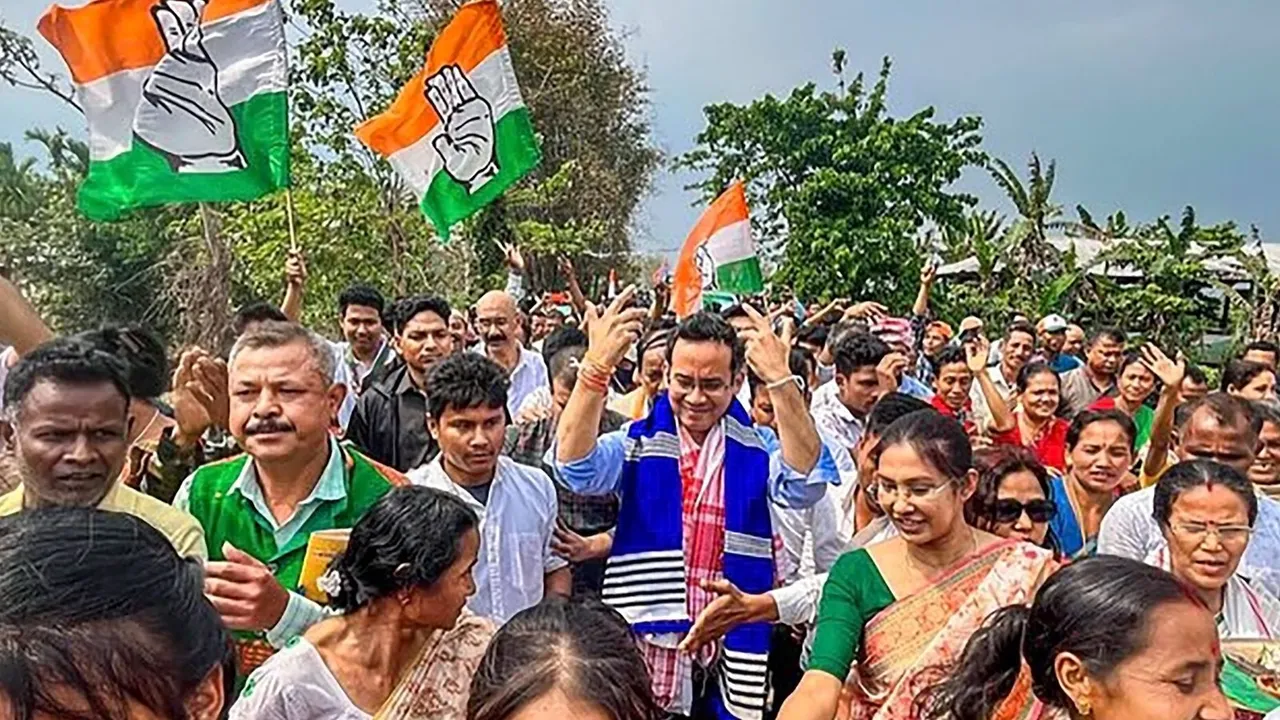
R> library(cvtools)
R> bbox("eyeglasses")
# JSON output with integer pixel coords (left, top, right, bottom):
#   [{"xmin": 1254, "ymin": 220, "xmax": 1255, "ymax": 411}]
[
  {"xmin": 876, "ymin": 481, "xmax": 953, "ymax": 502},
  {"xmin": 1170, "ymin": 521, "xmax": 1254, "ymax": 545},
  {"xmin": 993, "ymin": 498, "xmax": 1057, "ymax": 524}
]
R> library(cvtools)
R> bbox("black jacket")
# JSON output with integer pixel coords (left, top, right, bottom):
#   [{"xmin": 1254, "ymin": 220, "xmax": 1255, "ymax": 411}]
[{"xmin": 345, "ymin": 364, "xmax": 436, "ymax": 472}]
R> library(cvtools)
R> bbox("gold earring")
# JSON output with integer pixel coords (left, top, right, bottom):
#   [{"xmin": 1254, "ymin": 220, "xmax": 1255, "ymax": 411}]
[{"xmin": 1074, "ymin": 698, "xmax": 1091, "ymax": 716}]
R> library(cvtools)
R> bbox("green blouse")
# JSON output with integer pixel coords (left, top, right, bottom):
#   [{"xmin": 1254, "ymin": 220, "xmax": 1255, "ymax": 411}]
[{"xmin": 807, "ymin": 549, "xmax": 896, "ymax": 679}]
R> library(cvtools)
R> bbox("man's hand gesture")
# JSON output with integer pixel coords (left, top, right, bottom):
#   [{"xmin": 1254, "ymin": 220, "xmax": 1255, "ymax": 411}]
[
  {"xmin": 501, "ymin": 242, "xmax": 525, "ymax": 275},
  {"xmin": 843, "ymin": 301, "xmax": 888, "ymax": 323},
  {"xmin": 965, "ymin": 335, "xmax": 991, "ymax": 375},
  {"xmin": 285, "ymin": 249, "xmax": 307, "ymax": 289},
  {"xmin": 425, "ymin": 64, "xmax": 498, "ymax": 193},
  {"xmin": 738, "ymin": 304, "xmax": 792, "ymax": 384},
  {"xmin": 583, "ymin": 286, "xmax": 647, "ymax": 369},
  {"xmin": 203, "ymin": 543, "xmax": 290, "ymax": 631},
  {"xmin": 171, "ymin": 347, "xmax": 229, "ymax": 447},
  {"xmin": 1140, "ymin": 343, "xmax": 1185, "ymax": 389}
]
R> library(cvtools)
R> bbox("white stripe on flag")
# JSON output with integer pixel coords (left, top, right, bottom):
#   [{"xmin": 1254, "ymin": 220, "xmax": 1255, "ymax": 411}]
[
  {"xmin": 383, "ymin": 46, "xmax": 526, "ymax": 200},
  {"xmin": 76, "ymin": 0, "xmax": 286, "ymax": 162},
  {"xmin": 702, "ymin": 218, "xmax": 756, "ymax": 265}
]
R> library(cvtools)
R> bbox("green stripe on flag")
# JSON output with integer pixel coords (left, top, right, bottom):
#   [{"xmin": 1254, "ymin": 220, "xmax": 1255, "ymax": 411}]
[
  {"xmin": 715, "ymin": 256, "xmax": 763, "ymax": 295},
  {"xmin": 419, "ymin": 107, "xmax": 541, "ymax": 239},
  {"xmin": 78, "ymin": 91, "xmax": 290, "ymax": 221}
]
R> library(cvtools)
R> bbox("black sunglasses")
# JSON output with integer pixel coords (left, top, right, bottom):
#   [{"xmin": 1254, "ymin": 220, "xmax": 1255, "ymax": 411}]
[{"xmin": 993, "ymin": 498, "xmax": 1057, "ymax": 524}]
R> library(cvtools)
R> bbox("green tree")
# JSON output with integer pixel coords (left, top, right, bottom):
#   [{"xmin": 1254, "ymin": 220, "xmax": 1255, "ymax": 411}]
[
  {"xmin": 677, "ymin": 55, "xmax": 985, "ymax": 309},
  {"xmin": 987, "ymin": 151, "xmax": 1062, "ymax": 277}
]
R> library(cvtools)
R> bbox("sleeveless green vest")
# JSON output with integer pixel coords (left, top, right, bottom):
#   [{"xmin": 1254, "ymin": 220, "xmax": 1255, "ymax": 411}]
[{"xmin": 185, "ymin": 442, "xmax": 404, "ymax": 672}]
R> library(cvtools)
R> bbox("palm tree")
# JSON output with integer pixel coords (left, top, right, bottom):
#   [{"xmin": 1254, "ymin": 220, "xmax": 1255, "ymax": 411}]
[
  {"xmin": 0, "ymin": 141, "xmax": 40, "ymax": 218},
  {"xmin": 1057, "ymin": 205, "xmax": 1132, "ymax": 243},
  {"xmin": 988, "ymin": 152, "xmax": 1061, "ymax": 274}
]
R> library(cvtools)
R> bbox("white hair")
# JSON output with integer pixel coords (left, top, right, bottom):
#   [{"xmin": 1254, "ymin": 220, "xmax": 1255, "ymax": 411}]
[{"xmin": 229, "ymin": 321, "xmax": 336, "ymax": 386}]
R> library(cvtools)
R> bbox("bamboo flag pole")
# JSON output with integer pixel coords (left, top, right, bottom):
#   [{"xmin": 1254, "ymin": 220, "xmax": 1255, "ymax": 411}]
[{"xmin": 284, "ymin": 188, "xmax": 299, "ymax": 254}]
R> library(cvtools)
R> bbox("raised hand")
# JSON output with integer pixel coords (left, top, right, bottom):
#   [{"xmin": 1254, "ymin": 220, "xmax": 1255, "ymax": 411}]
[
  {"xmin": 134, "ymin": 0, "xmax": 245, "ymax": 172},
  {"xmin": 843, "ymin": 301, "xmax": 888, "ymax": 323},
  {"xmin": 738, "ymin": 304, "xmax": 793, "ymax": 384},
  {"xmin": 965, "ymin": 335, "xmax": 991, "ymax": 374},
  {"xmin": 583, "ymin": 285, "xmax": 648, "ymax": 369},
  {"xmin": 285, "ymin": 250, "xmax": 307, "ymax": 289},
  {"xmin": 425, "ymin": 64, "xmax": 498, "ymax": 193},
  {"xmin": 920, "ymin": 263, "xmax": 937, "ymax": 286},
  {"xmin": 203, "ymin": 543, "xmax": 290, "ymax": 631},
  {"xmin": 501, "ymin": 242, "xmax": 525, "ymax": 275},
  {"xmin": 876, "ymin": 352, "xmax": 908, "ymax": 391},
  {"xmin": 1140, "ymin": 343, "xmax": 1185, "ymax": 388},
  {"xmin": 171, "ymin": 348, "xmax": 215, "ymax": 447}
]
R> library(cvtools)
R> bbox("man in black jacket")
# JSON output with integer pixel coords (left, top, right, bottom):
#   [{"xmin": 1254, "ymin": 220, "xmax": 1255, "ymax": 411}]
[{"xmin": 346, "ymin": 296, "xmax": 453, "ymax": 471}]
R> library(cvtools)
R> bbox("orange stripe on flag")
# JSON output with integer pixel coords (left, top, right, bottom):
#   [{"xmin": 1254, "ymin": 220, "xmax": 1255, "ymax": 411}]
[
  {"xmin": 671, "ymin": 181, "xmax": 750, "ymax": 318},
  {"xmin": 354, "ymin": 0, "xmax": 507, "ymax": 157},
  {"xmin": 38, "ymin": 0, "xmax": 267, "ymax": 85}
]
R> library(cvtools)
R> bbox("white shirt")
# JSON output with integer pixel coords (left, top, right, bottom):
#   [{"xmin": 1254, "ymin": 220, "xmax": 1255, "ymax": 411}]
[
  {"xmin": 770, "ymin": 489, "xmax": 845, "ymax": 585},
  {"xmin": 969, "ymin": 364, "xmax": 1017, "ymax": 432},
  {"xmin": 810, "ymin": 380, "xmax": 864, "ymax": 453},
  {"xmin": 330, "ymin": 339, "xmax": 391, "ymax": 430},
  {"xmin": 478, "ymin": 346, "xmax": 548, "ymax": 417},
  {"xmin": 407, "ymin": 455, "xmax": 567, "ymax": 625},
  {"xmin": 230, "ymin": 638, "xmax": 370, "ymax": 720},
  {"xmin": 1099, "ymin": 485, "xmax": 1280, "ymax": 598}
]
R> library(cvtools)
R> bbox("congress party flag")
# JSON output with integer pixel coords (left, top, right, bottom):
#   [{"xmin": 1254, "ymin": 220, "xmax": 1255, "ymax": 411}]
[
  {"xmin": 38, "ymin": 0, "xmax": 290, "ymax": 221},
  {"xmin": 671, "ymin": 181, "xmax": 764, "ymax": 318},
  {"xmin": 354, "ymin": 0, "xmax": 541, "ymax": 239}
]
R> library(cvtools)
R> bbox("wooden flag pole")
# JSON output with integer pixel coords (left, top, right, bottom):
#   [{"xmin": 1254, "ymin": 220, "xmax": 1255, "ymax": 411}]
[{"xmin": 285, "ymin": 188, "xmax": 299, "ymax": 253}]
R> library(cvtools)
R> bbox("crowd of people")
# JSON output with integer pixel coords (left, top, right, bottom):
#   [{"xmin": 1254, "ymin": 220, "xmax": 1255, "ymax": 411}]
[{"xmin": 1, "ymin": 247, "xmax": 1279, "ymax": 720}]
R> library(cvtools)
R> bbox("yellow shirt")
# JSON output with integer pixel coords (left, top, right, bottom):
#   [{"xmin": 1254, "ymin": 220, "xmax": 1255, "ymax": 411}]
[{"xmin": 0, "ymin": 481, "xmax": 207, "ymax": 560}]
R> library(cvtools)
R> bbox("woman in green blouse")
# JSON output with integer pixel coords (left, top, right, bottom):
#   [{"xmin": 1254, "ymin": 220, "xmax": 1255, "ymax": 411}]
[{"xmin": 778, "ymin": 411, "xmax": 1056, "ymax": 720}]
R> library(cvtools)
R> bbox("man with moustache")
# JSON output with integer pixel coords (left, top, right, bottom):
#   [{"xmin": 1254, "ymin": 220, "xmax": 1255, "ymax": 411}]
[
  {"xmin": 473, "ymin": 289, "xmax": 548, "ymax": 416},
  {"xmin": 175, "ymin": 321, "xmax": 406, "ymax": 675},
  {"xmin": 346, "ymin": 295, "xmax": 454, "ymax": 472}
]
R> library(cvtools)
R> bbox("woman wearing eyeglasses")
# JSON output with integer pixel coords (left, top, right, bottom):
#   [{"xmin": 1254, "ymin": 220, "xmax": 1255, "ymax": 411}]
[
  {"xmin": 777, "ymin": 411, "xmax": 1056, "ymax": 720},
  {"xmin": 1151, "ymin": 459, "xmax": 1280, "ymax": 639},
  {"xmin": 967, "ymin": 446, "xmax": 1058, "ymax": 552}
]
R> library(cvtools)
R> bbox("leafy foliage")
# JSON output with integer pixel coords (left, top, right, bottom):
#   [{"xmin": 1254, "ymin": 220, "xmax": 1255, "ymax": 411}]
[{"xmin": 678, "ymin": 56, "xmax": 985, "ymax": 310}]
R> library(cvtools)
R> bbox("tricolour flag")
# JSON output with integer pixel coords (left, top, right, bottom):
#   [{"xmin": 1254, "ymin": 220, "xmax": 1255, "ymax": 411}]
[
  {"xmin": 671, "ymin": 181, "xmax": 764, "ymax": 318},
  {"xmin": 38, "ymin": 0, "xmax": 289, "ymax": 221},
  {"xmin": 354, "ymin": 0, "xmax": 540, "ymax": 239}
]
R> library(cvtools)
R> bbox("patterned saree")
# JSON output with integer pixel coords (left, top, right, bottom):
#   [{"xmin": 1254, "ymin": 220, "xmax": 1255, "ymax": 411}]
[
  {"xmin": 839, "ymin": 540, "xmax": 1058, "ymax": 720},
  {"xmin": 373, "ymin": 613, "xmax": 495, "ymax": 720}
]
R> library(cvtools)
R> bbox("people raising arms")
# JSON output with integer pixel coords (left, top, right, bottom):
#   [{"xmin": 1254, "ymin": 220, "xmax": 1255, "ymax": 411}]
[
  {"xmin": 992, "ymin": 361, "xmax": 1070, "ymax": 471},
  {"xmin": 777, "ymin": 411, "xmax": 1055, "ymax": 720},
  {"xmin": 919, "ymin": 556, "xmax": 1230, "ymax": 720}
]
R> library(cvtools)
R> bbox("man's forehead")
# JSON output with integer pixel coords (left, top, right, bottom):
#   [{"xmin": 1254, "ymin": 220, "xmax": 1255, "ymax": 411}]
[
  {"xmin": 343, "ymin": 304, "xmax": 381, "ymax": 320},
  {"xmin": 403, "ymin": 311, "xmax": 447, "ymax": 331},
  {"xmin": 18, "ymin": 379, "xmax": 128, "ymax": 421},
  {"xmin": 232, "ymin": 343, "xmax": 322, "ymax": 380}
]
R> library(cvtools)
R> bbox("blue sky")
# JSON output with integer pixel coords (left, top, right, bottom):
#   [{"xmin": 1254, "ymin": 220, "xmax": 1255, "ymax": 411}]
[{"xmin": 4, "ymin": 0, "xmax": 1279, "ymax": 256}]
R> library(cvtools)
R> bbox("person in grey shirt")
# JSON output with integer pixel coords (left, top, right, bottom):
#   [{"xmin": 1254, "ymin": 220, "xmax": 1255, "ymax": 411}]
[{"xmin": 1058, "ymin": 328, "xmax": 1125, "ymax": 419}]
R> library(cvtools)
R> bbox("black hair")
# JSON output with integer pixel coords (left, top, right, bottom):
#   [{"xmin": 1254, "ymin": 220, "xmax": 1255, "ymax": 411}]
[
  {"xmin": 934, "ymin": 345, "xmax": 968, "ymax": 372},
  {"xmin": 720, "ymin": 303, "xmax": 752, "ymax": 321},
  {"xmin": 74, "ymin": 325, "xmax": 169, "ymax": 400},
  {"xmin": 919, "ymin": 556, "xmax": 1199, "ymax": 720},
  {"xmin": 1244, "ymin": 339, "xmax": 1279, "ymax": 358},
  {"xmin": 1185, "ymin": 363, "xmax": 1208, "ymax": 386},
  {"xmin": 1116, "ymin": 350, "xmax": 1152, "ymax": 379},
  {"xmin": 231, "ymin": 301, "xmax": 288, "ymax": 336},
  {"xmin": 541, "ymin": 325, "xmax": 589, "ymax": 369},
  {"xmin": 425, "ymin": 353, "xmax": 510, "ymax": 420},
  {"xmin": 795, "ymin": 323, "xmax": 829, "ymax": 349},
  {"xmin": 1153, "ymin": 459, "xmax": 1258, "ymax": 529},
  {"xmin": 1254, "ymin": 399, "xmax": 1280, "ymax": 429},
  {"xmin": 3, "ymin": 338, "xmax": 131, "ymax": 416},
  {"xmin": 392, "ymin": 295, "xmax": 452, "ymax": 338},
  {"xmin": 874, "ymin": 409, "xmax": 972, "ymax": 481},
  {"xmin": 832, "ymin": 331, "xmax": 890, "ymax": 378},
  {"xmin": 1177, "ymin": 392, "xmax": 1263, "ymax": 441},
  {"xmin": 748, "ymin": 348, "xmax": 811, "ymax": 395},
  {"xmin": 338, "ymin": 283, "xmax": 386, "ymax": 318},
  {"xmin": 1005, "ymin": 320, "xmax": 1036, "ymax": 342},
  {"xmin": 865, "ymin": 393, "xmax": 933, "ymax": 438},
  {"xmin": 1066, "ymin": 409, "xmax": 1136, "ymax": 453},
  {"xmin": 1016, "ymin": 361, "xmax": 1059, "ymax": 393},
  {"xmin": 328, "ymin": 486, "xmax": 479, "ymax": 613},
  {"xmin": 548, "ymin": 345, "xmax": 588, "ymax": 389},
  {"xmin": 1087, "ymin": 327, "xmax": 1126, "ymax": 348},
  {"xmin": 665, "ymin": 312, "xmax": 745, "ymax": 376},
  {"xmin": 467, "ymin": 597, "xmax": 664, "ymax": 720},
  {"xmin": 0, "ymin": 508, "xmax": 234, "ymax": 720},
  {"xmin": 967, "ymin": 446, "xmax": 1059, "ymax": 553},
  {"xmin": 1221, "ymin": 359, "xmax": 1273, "ymax": 393}
]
